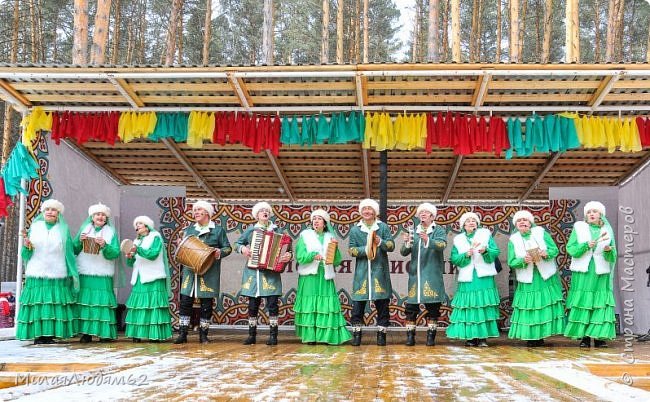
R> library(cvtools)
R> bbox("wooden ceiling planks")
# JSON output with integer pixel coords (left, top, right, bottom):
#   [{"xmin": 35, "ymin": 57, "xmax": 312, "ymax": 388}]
[{"xmin": 2, "ymin": 63, "xmax": 650, "ymax": 203}]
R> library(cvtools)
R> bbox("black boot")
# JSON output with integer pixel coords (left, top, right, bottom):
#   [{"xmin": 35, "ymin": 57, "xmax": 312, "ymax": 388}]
[
  {"xmin": 405, "ymin": 329, "xmax": 416, "ymax": 346},
  {"xmin": 426, "ymin": 328, "xmax": 437, "ymax": 346},
  {"xmin": 377, "ymin": 329, "xmax": 386, "ymax": 346},
  {"xmin": 594, "ymin": 339, "xmax": 608, "ymax": 348},
  {"xmin": 79, "ymin": 334, "xmax": 92, "ymax": 343},
  {"xmin": 243, "ymin": 325, "xmax": 257, "ymax": 345},
  {"xmin": 477, "ymin": 338, "xmax": 488, "ymax": 347},
  {"xmin": 579, "ymin": 336, "xmax": 591, "ymax": 348},
  {"xmin": 199, "ymin": 328, "xmax": 209, "ymax": 344},
  {"xmin": 266, "ymin": 325, "xmax": 278, "ymax": 346},
  {"xmin": 173, "ymin": 326, "xmax": 188, "ymax": 344},
  {"xmin": 351, "ymin": 328, "xmax": 362, "ymax": 346}
]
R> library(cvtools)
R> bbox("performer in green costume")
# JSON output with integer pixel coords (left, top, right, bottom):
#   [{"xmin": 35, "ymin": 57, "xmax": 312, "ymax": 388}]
[
  {"xmin": 174, "ymin": 200, "xmax": 231, "ymax": 344},
  {"xmin": 17, "ymin": 199, "xmax": 79, "ymax": 344},
  {"xmin": 73, "ymin": 203, "xmax": 120, "ymax": 343},
  {"xmin": 507, "ymin": 210, "xmax": 565, "ymax": 347},
  {"xmin": 294, "ymin": 209, "xmax": 352, "ymax": 345},
  {"xmin": 564, "ymin": 201, "xmax": 617, "ymax": 348},
  {"xmin": 447, "ymin": 212, "xmax": 501, "ymax": 347},
  {"xmin": 124, "ymin": 216, "xmax": 172, "ymax": 342}
]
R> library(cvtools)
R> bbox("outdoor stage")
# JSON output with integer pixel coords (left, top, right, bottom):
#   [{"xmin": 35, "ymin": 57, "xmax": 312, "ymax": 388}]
[{"xmin": 1, "ymin": 329, "xmax": 649, "ymax": 401}]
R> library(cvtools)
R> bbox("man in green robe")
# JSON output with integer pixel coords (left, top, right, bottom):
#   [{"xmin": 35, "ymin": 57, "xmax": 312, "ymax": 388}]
[
  {"xmin": 400, "ymin": 202, "xmax": 447, "ymax": 347},
  {"xmin": 348, "ymin": 198, "xmax": 395, "ymax": 346},
  {"xmin": 174, "ymin": 201, "xmax": 231, "ymax": 344},
  {"xmin": 235, "ymin": 202, "xmax": 292, "ymax": 346}
]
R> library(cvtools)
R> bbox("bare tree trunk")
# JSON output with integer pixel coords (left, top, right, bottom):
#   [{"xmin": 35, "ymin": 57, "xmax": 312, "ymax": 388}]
[
  {"xmin": 321, "ymin": 0, "xmax": 330, "ymax": 63},
  {"xmin": 496, "ymin": 0, "xmax": 502, "ymax": 61},
  {"xmin": 541, "ymin": 0, "xmax": 553, "ymax": 63},
  {"xmin": 10, "ymin": 0, "xmax": 20, "ymax": 63},
  {"xmin": 411, "ymin": 1, "xmax": 420, "ymax": 62},
  {"xmin": 139, "ymin": 1, "xmax": 147, "ymax": 63},
  {"xmin": 165, "ymin": 0, "xmax": 184, "ymax": 65},
  {"xmin": 73, "ymin": 0, "xmax": 89, "ymax": 64},
  {"xmin": 363, "ymin": 0, "xmax": 368, "ymax": 62},
  {"xmin": 177, "ymin": 1, "xmax": 184, "ymax": 64},
  {"xmin": 90, "ymin": 0, "xmax": 112, "ymax": 64},
  {"xmin": 442, "ymin": 0, "xmax": 449, "ymax": 60},
  {"xmin": 594, "ymin": 0, "xmax": 601, "ymax": 62},
  {"xmin": 336, "ymin": 0, "xmax": 344, "ymax": 63},
  {"xmin": 29, "ymin": 0, "xmax": 37, "ymax": 62},
  {"xmin": 614, "ymin": 0, "xmax": 625, "ymax": 61},
  {"xmin": 262, "ymin": 0, "xmax": 274, "ymax": 64},
  {"xmin": 469, "ymin": 0, "xmax": 478, "ymax": 62},
  {"xmin": 111, "ymin": 0, "xmax": 121, "ymax": 64},
  {"xmin": 647, "ymin": 19, "xmax": 650, "ymax": 62},
  {"xmin": 427, "ymin": 0, "xmax": 440, "ymax": 62},
  {"xmin": 518, "ymin": 0, "xmax": 527, "ymax": 61},
  {"xmin": 354, "ymin": 0, "xmax": 360, "ymax": 63},
  {"xmin": 605, "ymin": 0, "xmax": 622, "ymax": 62},
  {"xmin": 201, "ymin": 0, "xmax": 212, "ymax": 65},
  {"xmin": 476, "ymin": 0, "xmax": 483, "ymax": 60},
  {"xmin": 509, "ymin": 0, "xmax": 520, "ymax": 62},
  {"xmin": 450, "ymin": 0, "xmax": 460, "ymax": 62},
  {"xmin": 565, "ymin": 0, "xmax": 579, "ymax": 62}
]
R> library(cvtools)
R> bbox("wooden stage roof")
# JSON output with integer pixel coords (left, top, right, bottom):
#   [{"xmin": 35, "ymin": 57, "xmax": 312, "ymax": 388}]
[{"xmin": 1, "ymin": 63, "xmax": 649, "ymax": 204}]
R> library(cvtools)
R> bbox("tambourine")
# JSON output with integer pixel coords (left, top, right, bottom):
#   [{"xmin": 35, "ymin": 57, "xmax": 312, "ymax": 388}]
[{"xmin": 120, "ymin": 239, "xmax": 135, "ymax": 255}]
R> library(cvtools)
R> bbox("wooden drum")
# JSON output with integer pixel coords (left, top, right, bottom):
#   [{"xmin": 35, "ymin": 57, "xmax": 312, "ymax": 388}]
[{"xmin": 175, "ymin": 235, "xmax": 216, "ymax": 276}]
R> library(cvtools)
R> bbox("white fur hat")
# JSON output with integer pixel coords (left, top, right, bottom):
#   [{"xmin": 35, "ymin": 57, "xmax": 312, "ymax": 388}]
[
  {"xmin": 512, "ymin": 210, "xmax": 535, "ymax": 225},
  {"xmin": 252, "ymin": 201, "xmax": 273, "ymax": 218},
  {"xmin": 416, "ymin": 202, "xmax": 437, "ymax": 217},
  {"xmin": 133, "ymin": 215, "xmax": 154, "ymax": 230},
  {"xmin": 584, "ymin": 201, "xmax": 606, "ymax": 217},
  {"xmin": 192, "ymin": 200, "xmax": 215, "ymax": 216},
  {"xmin": 359, "ymin": 198, "xmax": 379, "ymax": 215},
  {"xmin": 41, "ymin": 199, "xmax": 64, "ymax": 214},
  {"xmin": 310, "ymin": 209, "xmax": 331, "ymax": 224},
  {"xmin": 459, "ymin": 212, "xmax": 480, "ymax": 228},
  {"xmin": 88, "ymin": 202, "xmax": 111, "ymax": 218}
]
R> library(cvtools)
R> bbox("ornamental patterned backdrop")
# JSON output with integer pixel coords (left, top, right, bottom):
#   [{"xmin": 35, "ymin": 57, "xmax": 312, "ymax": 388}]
[
  {"xmin": 25, "ymin": 134, "xmax": 53, "ymax": 225},
  {"xmin": 158, "ymin": 197, "xmax": 578, "ymax": 329}
]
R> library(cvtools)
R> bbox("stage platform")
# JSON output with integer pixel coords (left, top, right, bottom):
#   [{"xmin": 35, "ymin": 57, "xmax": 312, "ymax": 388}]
[{"xmin": 1, "ymin": 329, "xmax": 650, "ymax": 401}]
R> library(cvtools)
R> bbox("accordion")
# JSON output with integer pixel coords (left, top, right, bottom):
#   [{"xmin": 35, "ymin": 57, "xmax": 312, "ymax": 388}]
[{"xmin": 247, "ymin": 229, "xmax": 292, "ymax": 273}]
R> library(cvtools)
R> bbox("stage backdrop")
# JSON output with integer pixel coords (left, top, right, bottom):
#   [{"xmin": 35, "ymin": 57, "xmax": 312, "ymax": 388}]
[{"xmin": 157, "ymin": 198, "xmax": 579, "ymax": 328}]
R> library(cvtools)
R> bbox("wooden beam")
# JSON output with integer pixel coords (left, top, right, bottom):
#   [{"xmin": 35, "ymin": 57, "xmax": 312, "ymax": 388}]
[
  {"xmin": 161, "ymin": 138, "xmax": 222, "ymax": 201},
  {"xmin": 108, "ymin": 77, "xmax": 144, "ymax": 108},
  {"xmin": 442, "ymin": 155, "xmax": 463, "ymax": 203},
  {"xmin": 360, "ymin": 146, "xmax": 371, "ymax": 198},
  {"xmin": 588, "ymin": 72, "xmax": 623, "ymax": 108},
  {"xmin": 228, "ymin": 73, "xmax": 253, "ymax": 109},
  {"xmin": 615, "ymin": 150, "xmax": 650, "ymax": 186},
  {"xmin": 0, "ymin": 79, "xmax": 31, "ymax": 109},
  {"xmin": 265, "ymin": 150, "xmax": 295, "ymax": 202},
  {"xmin": 66, "ymin": 140, "xmax": 131, "ymax": 185},
  {"xmin": 518, "ymin": 152, "xmax": 561, "ymax": 203},
  {"xmin": 356, "ymin": 73, "xmax": 368, "ymax": 107},
  {"xmin": 471, "ymin": 72, "xmax": 491, "ymax": 108}
]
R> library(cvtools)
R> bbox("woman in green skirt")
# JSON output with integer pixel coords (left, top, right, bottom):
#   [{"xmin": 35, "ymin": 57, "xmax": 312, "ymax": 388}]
[
  {"xmin": 73, "ymin": 203, "xmax": 120, "ymax": 343},
  {"xmin": 17, "ymin": 199, "xmax": 79, "ymax": 344},
  {"xmin": 507, "ymin": 210, "xmax": 565, "ymax": 347},
  {"xmin": 294, "ymin": 209, "xmax": 352, "ymax": 345},
  {"xmin": 124, "ymin": 216, "xmax": 172, "ymax": 342},
  {"xmin": 447, "ymin": 212, "xmax": 501, "ymax": 347},
  {"xmin": 564, "ymin": 201, "xmax": 617, "ymax": 348}
]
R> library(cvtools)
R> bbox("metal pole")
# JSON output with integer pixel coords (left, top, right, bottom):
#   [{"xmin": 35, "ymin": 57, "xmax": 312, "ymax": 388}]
[
  {"xmin": 14, "ymin": 110, "xmax": 29, "ymax": 324},
  {"xmin": 379, "ymin": 150, "xmax": 388, "ymax": 222}
]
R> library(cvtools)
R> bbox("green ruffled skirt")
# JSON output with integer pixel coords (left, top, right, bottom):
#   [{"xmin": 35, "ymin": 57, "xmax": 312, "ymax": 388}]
[
  {"xmin": 446, "ymin": 270, "xmax": 501, "ymax": 340},
  {"xmin": 125, "ymin": 277, "xmax": 172, "ymax": 341},
  {"xmin": 77, "ymin": 275, "xmax": 118, "ymax": 339},
  {"xmin": 564, "ymin": 262, "xmax": 616, "ymax": 340},
  {"xmin": 294, "ymin": 265, "xmax": 352, "ymax": 345},
  {"xmin": 16, "ymin": 277, "xmax": 78, "ymax": 340},
  {"xmin": 508, "ymin": 270, "xmax": 565, "ymax": 340}
]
